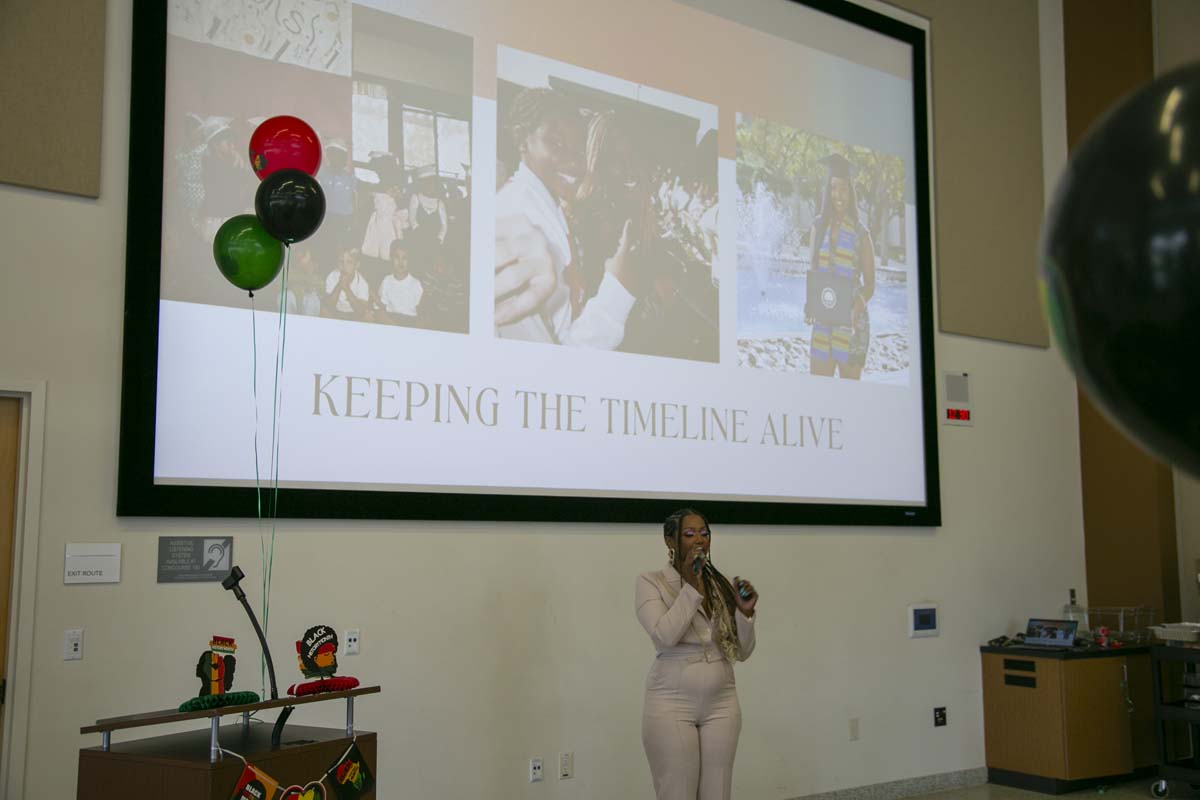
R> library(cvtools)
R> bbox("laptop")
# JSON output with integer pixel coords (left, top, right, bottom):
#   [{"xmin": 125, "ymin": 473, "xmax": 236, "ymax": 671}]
[
  {"xmin": 1023, "ymin": 618, "xmax": 1078, "ymax": 648},
  {"xmin": 805, "ymin": 270, "xmax": 856, "ymax": 327}
]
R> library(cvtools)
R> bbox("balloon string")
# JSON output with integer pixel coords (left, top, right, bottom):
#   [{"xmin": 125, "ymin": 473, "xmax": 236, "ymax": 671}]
[
  {"xmin": 263, "ymin": 245, "xmax": 290, "ymax": 665},
  {"xmin": 272, "ymin": 247, "xmax": 290, "ymax": 520},
  {"xmin": 250, "ymin": 292, "xmax": 268, "ymax": 699}
]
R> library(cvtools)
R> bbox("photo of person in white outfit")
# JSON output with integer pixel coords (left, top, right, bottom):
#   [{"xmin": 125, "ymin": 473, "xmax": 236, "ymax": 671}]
[
  {"xmin": 493, "ymin": 48, "xmax": 720, "ymax": 360},
  {"xmin": 324, "ymin": 248, "xmax": 372, "ymax": 321},
  {"xmin": 377, "ymin": 239, "xmax": 424, "ymax": 324},
  {"xmin": 494, "ymin": 87, "xmax": 638, "ymax": 349}
]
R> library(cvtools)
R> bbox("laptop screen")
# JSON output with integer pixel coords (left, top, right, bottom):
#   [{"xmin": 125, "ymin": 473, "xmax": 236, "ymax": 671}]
[{"xmin": 1025, "ymin": 618, "xmax": 1078, "ymax": 647}]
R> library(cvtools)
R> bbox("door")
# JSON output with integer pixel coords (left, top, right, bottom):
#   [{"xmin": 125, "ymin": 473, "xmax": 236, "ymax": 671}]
[
  {"xmin": 0, "ymin": 397, "xmax": 20, "ymax": 757},
  {"xmin": 1061, "ymin": 656, "xmax": 1134, "ymax": 778},
  {"xmin": 1125, "ymin": 653, "xmax": 1159, "ymax": 768}
]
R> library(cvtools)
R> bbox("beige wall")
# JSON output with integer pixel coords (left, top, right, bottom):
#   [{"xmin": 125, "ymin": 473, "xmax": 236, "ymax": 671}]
[
  {"xmin": 896, "ymin": 0, "xmax": 1049, "ymax": 349},
  {"xmin": 0, "ymin": 2, "xmax": 1086, "ymax": 798},
  {"xmin": 1154, "ymin": 0, "xmax": 1200, "ymax": 623},
  {"xmin": 0, "ymin": 0, "xmax": 106, "ymax": 198}
]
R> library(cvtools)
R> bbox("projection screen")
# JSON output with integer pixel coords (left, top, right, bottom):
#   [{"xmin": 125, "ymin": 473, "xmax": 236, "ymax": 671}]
[{"xmin": 117, "ymin": 0, "xmax": 939, "ymax": 524}]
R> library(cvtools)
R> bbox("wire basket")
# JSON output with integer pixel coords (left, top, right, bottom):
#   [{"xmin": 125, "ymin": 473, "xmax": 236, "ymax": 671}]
[{"xmin": 1087, "ymin": 606, "xmax": 1158, "ymax": 644}]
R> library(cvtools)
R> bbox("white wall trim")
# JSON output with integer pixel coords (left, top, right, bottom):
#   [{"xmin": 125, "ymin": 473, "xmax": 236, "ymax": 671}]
[
  {"xmin": 788, "ymin": 766, "xmax": 987, "ymax": 800},
  {"xmin": 0, "ymin": 379, "xmax": 47, "ymax": 800}
]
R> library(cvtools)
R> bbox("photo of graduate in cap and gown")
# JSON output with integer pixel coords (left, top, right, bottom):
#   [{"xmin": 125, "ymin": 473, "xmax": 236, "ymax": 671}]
[{"xmin": 735, "ymin": 115, "xmax": 912, "ymax": 384}]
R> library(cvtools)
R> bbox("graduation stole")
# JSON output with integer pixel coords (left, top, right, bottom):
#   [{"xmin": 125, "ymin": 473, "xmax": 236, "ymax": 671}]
[{"xmin": 818, "ymin": 224, "xmax": 858, "ymax": 280}]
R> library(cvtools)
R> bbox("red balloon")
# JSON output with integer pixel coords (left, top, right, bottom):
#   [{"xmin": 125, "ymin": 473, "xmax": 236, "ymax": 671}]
[{"xmin": 248, "ymin": 116, "xmax": 321, "ymax": 180}]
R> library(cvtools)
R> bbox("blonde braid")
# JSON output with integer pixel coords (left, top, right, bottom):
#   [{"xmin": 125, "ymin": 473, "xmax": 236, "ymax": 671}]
[
  {"xmin": 703, "ymin": 566, "xmax": 741, "ymax": 662},
  {"xmin": 576, "ymin": 111, "xmax": 614, "ymax": 204}
]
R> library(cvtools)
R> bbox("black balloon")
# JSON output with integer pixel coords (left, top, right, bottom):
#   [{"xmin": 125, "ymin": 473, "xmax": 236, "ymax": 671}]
[
  {"xmin": 254, "ymin": 168, "xmax": 325, "ymax": 244},
  {"xmin": 1041, "ymin": 63, "xmax": 1200, "ymax": 477}
]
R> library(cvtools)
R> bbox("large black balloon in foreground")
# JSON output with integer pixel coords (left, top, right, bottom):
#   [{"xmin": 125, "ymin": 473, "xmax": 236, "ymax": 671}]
[{"xmin": 1042, "ymin": 64, "xmax": 1200, "ymax": 477}]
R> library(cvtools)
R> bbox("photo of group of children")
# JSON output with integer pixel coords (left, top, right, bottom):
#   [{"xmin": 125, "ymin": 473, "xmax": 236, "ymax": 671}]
[
  {"xmin": 159, "ymin": 5, "xmax": 914, "ymax": 380},
  {"xmin": 312, "ymin": 139, "xmax": 470, "ymax": 332},
  {"xmin": 160, "ymin": 6, "xmax": 472, "ymax": 334}
]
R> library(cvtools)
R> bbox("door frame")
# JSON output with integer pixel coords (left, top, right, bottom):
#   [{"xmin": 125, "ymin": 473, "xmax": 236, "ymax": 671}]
[{"xmin": 0, "ymin": 380, "xmax": 46, "ymax": 800}]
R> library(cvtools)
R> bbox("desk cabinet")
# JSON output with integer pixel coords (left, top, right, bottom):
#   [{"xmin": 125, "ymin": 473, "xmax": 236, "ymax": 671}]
[
  {"xmin": 78, "ymin": 725, "xmax": 376, "ymax": 799},
  {"xmin": 981, "ymin": 648, "xmax": 1154, "ymax": 793},
  {"xmin": 77, "ymin": 687, "xmax": 381, "ymax": 800}
]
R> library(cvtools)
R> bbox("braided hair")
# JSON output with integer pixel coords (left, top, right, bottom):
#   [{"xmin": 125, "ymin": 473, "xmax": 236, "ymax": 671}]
[
  {"xmin": 506, "ymin": 87, "xmax": 577, "ymax": 159},
  {"xmin": 664, "ymin": 508, "xmax": 741, "ymax": 662}
]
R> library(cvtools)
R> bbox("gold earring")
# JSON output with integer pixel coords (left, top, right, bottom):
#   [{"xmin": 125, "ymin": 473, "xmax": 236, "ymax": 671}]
[{"xmin": 667, "ymin": 546, "xmax": 676, "ymax": 563}]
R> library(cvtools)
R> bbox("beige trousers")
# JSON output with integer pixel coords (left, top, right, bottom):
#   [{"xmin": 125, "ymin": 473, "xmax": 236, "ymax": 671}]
[{"xmin": 642, "ymin": 654, "xmax": 742, "ymax": 800}]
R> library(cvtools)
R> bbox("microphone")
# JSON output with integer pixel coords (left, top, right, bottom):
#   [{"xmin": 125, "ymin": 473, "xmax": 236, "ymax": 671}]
[
  {"xmin": 693, "ymin": 550, "xmax": 708, "ymax": 576},
  {"xmin": 222, "ymin": 565, "xmax": 278, "ymax": 701}
]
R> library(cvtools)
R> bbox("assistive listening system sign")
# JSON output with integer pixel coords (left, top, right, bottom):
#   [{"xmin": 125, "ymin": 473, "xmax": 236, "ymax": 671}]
[{"xmin": 157, "ymin": 536, "xmax": 233, "ymax": 583}]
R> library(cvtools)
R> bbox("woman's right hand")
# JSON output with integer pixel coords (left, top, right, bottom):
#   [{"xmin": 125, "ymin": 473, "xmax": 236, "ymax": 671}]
[{"xmin": 495, "ymin": 213, "xmax": 557, "ymax": 326}]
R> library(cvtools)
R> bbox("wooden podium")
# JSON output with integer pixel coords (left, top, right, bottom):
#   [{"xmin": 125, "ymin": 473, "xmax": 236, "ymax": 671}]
[{"xmin": 78, "ymin": 686, "xmax": 379, "ymax": 799}]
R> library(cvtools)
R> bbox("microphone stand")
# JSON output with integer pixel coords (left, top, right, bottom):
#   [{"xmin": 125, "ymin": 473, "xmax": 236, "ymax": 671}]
[{"xmin": 223, "ymin": 566, "xmax": 293, "ymax": 746}]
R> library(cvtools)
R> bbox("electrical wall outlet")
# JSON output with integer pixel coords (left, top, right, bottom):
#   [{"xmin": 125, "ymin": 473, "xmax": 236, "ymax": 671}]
[
  {"xmin": 934, "ymin": 707, "xmax": 947, "ymax": 727},
  {"xmin": 529, "ymin": 757, "xmax": 543, "ymax": 782},
  {"xmin": 849, "ymin": 717, "xmax": 860, "ymax": 741},
  {"xmin": 344, "ymin": 629, "xmax": 360, "ymax": 656},
  {"xmin": 559, "ymin": 751, "xmax": 574, "ymax": 779},
  {"xmin": 64, "ymin": 628, "xmax": 83, "ymax": 661}
]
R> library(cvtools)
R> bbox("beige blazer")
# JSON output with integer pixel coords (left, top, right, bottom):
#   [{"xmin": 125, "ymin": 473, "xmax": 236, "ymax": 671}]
[{"xmin": 635, "ymin": 563, "xmax": 756, "ymax": 663}]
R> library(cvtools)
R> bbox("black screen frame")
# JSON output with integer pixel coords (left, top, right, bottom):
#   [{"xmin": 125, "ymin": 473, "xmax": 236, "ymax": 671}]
[{"xmin": 117, "ymin": 0, "xmax": 941, "ymax": 525}]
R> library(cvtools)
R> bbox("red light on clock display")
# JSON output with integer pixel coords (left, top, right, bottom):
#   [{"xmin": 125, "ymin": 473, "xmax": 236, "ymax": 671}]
[{"xmin": 946, "ymin": 408, "xmax": 971, "ymax": 421}]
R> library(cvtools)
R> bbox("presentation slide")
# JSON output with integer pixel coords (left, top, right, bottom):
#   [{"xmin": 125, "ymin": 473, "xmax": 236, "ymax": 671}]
[{"xmin": 150, "ymin": 0, "xmax": 931, "ymax": 510}]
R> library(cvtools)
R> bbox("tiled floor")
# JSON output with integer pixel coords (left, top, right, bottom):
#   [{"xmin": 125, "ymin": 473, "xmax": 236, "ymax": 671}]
[{"xmin": 912, "ymin": 780, "xmax": 1171, "ymax": 800}]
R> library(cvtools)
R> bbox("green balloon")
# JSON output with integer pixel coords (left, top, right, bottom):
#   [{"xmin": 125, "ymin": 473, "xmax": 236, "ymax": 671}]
[{"xmin": 212, "ymin": 214, "xmax": 285, "ymax": 292}]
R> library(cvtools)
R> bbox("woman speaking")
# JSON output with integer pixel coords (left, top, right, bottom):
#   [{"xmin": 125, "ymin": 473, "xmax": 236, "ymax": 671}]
[{"xmin": 636, "ymin": 508, "xmax": 758, "ymax": 800}]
